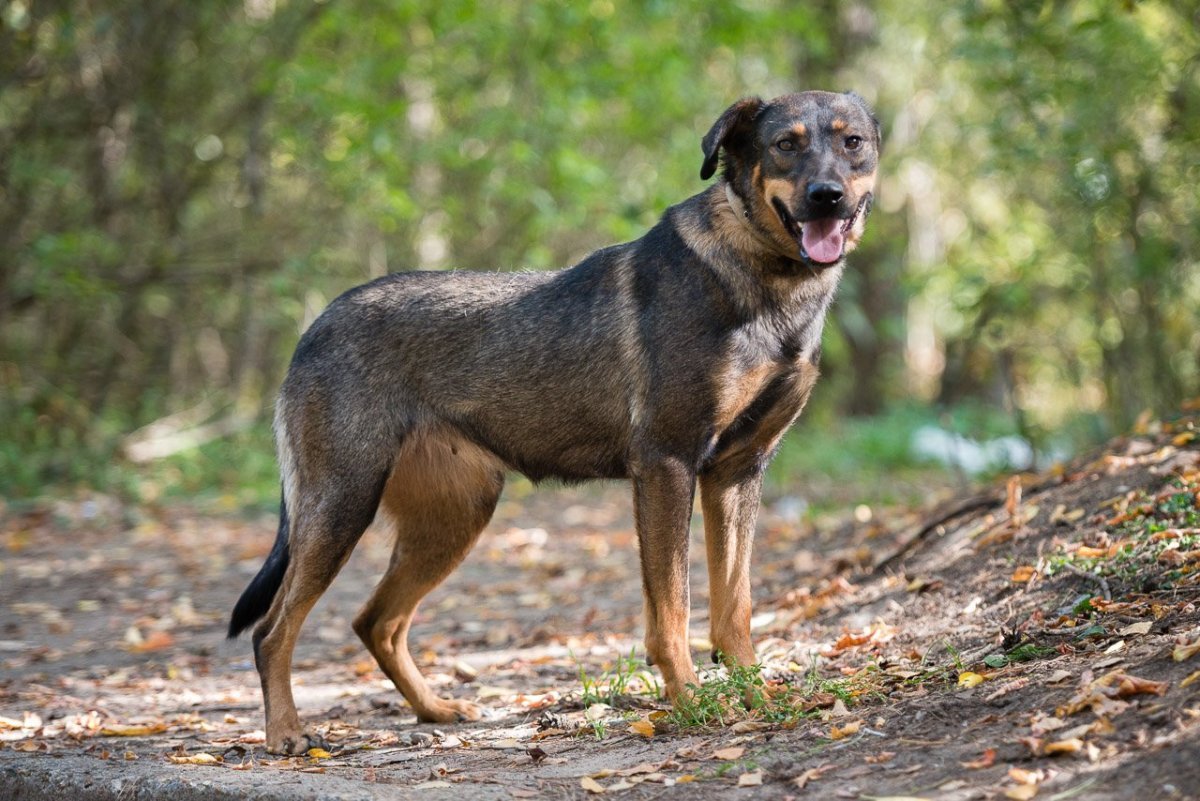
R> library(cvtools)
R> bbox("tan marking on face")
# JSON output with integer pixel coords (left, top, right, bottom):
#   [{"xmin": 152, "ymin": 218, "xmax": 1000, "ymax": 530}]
[
  {"xmin": 831, "ymin": 118, "xmax": 847, "ymax": 132},
  {"xmin": 760, "ymin": 176, "xmax": 797, "ymax": 239},
  {"xmin": 842, "ymin": 169, "xmax": 879, "ymax": 253},
  {"xmin": 849, "ymin": 170, "xmax": 878, "ymax": 200},
  {"xmin": 793, "ymin": 123, "xmax": 807, "ymax": 139}
]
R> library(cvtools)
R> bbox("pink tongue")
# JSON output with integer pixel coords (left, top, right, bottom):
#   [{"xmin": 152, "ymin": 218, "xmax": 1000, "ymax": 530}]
[{"xmin": 801, "ymin": 219, "xmax": 844, "ymax": 264}]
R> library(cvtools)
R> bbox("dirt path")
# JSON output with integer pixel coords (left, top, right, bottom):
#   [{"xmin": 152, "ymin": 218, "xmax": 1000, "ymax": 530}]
[{"xmin": 3, "ymin": 420, "xmax": 1200, "ymax": 800}]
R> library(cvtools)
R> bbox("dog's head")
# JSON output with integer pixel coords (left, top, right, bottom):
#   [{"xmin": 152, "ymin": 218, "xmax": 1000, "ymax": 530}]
[{"xmin": 701, "ymin": 91, "xmax": 880, "ymax": 268}]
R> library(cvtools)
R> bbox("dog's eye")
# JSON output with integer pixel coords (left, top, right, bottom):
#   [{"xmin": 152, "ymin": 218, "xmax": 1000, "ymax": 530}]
[
  {"xmin": 844, "ymin": 135, "xmax": 863, "ymax": 151},
  {"xmin": 776, "ymin": 139, "xmax": 796, "ymax": 152}
]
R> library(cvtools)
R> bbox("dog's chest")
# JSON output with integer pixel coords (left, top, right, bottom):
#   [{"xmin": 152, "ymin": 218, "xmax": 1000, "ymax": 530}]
[{"xmin": 712, "ymin": 360, "xmax": 781, "ymax": 432}]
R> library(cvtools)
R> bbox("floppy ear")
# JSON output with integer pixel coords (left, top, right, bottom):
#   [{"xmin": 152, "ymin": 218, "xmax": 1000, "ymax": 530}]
[{"xmin": 699, "ymin": 96, "xmax": 764, "ymax": 181}]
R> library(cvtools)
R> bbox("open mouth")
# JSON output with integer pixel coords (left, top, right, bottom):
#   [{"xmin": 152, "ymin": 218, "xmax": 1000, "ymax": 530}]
[{"xmin": 773, "ymin": 194, "xmax": 871, "ymax": 266}]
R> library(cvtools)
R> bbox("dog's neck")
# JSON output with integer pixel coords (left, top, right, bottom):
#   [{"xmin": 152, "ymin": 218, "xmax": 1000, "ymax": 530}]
[{"xmin": 719, "ymin": 183, "xmax": 806, "ymax": 267}]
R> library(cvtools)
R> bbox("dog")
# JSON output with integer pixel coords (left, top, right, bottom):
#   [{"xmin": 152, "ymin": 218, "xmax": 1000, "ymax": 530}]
[{"xmin": 229, "ymin": 90, "xmax": 880, "ymax": 754}]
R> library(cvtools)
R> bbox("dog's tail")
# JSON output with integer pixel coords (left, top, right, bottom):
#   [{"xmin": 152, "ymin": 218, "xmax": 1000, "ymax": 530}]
[{"xmin": 227, "ymin": 493, "xmax": 290, "ymax": 639}]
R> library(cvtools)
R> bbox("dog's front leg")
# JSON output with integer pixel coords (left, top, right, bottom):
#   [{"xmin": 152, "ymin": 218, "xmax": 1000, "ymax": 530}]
[
  {"xmin": 699, "ymin": 468, "xmax": 763, "ymax": 668},
  {"xmin": 632, "ymin": 456, "xmax": 701, "ymax": 703}
]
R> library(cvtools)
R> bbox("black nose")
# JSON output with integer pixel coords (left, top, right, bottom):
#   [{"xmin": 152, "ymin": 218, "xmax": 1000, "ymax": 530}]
[{"xmin": 807, "ymin": 181, "xmax": 843, "ymax": 206}]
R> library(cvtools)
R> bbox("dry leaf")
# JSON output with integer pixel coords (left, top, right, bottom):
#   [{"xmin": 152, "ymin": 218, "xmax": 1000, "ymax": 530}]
[
  {"xmin": 830, "ymin": 720, "xmax": 861, "ymax": 740},
  {"xmin": 628, "ymin": 720, "xmax": 655, "ymax": 738},
  {"xmin": 712, "ymin": 747, "xmax": 746, "ymax": 760},
  {"xmin": 738, "ymin": 770, "xmax": 763, "ymax": 787},
  {"xmin": 1117, "ymin": 621, "xmax": 1152, "ymax": 636},
  {"xmin": 865, "ymin": 751, "xmax": 896, "ymax": 764},
  {"xmin": 1009, "ymin": 767, "xmax": 1043, "ymax": 785},
  {"xmin": 101, "ymin": 722, "xmax": 167, "ymax": 737},
  {"xmin": 1173, "ymin": 638, "xmax": 1200, "ymax": 662},
  {"xmin": 960, "ymin": 747, "xmax": 996, "ymax": 769},
  {"xmin": 1180, "ymin": 669, "xmax": 1200, "ymax": 688},
  {"xmin": 1005, "ymin": 786, "xmax": 1038, "ymax": 800},
  {"xmin": 11, "ymin": 741, "xmax": 48, "ymax": 752},
  {"xmin": 730, "ymin": 720, "xmax": 769, "ymax": 733},
  {"xmin": 793, "ymin": 768, "xmax": 825, "ymax": 789},
  {"xmin": 957, "ymin": 671, "xmax": 985, "ymax": 688},
  {"xmin": 617, "ymin": 763, "xmax": 659, "ymax": 777},
  {"xmin": 307, "ymin": 747, "xmax": 333, "ymax": 759},
  {"xmin": 1112, "ymin": 673, "xmax": 1168, "ymax": 697},
  {"xmin": 130, "ymin": 630, "xmax": 175, "ymax": 653},
  {"xmin": 580, "ymin": 776, "xmax": 606, "ymax": 794},
  {"xmin": 1044, "ymin": 737, "xmax": 1084, "ymax": 755},
  {"xmin": 1010, "ymin": 565, "xmax": 1036, "ymax": 582},
  {"xmin": 167, "ymin": 753, "xmax": 220, "ymax": 765}
]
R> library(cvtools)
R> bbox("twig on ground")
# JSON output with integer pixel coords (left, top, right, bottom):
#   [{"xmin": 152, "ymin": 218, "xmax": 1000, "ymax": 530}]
[{"xmin": 1060, "ymin": 563, "xmax": 1112, "ymax": 602}]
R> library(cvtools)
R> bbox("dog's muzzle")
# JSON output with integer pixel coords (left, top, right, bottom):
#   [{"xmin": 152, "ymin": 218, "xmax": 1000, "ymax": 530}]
[{"xmin": 774, "ymin": 194, "xmax": 872, "ymax": 266}]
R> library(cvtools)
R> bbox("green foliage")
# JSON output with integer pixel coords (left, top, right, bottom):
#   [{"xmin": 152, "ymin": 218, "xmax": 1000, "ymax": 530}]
[
  {"xmin": 668, "ymin": 661, "xmax": 872, "ymax": 730},
  {"xmin": 2, "ymin": 0, "xmax": 1197, "ymax": 500}
]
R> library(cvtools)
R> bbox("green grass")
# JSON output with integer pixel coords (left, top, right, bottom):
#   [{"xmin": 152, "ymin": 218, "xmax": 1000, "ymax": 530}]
[
  {"xmin": 576, "ymin": 649, "xmax": 661, "ymax": 708},
  {"xmin": 667, "ymin": 660, "xmax": 878, "ymax": 730}
]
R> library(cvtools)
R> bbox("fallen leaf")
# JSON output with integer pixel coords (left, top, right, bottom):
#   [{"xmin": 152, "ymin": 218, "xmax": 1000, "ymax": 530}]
[
  {"xmin": 1173, "ymin": 637, "xmax": 1200, "ymax": 662},
  {"xmin": 830, "ymin": 720, "xmax": 861, "ymax": 740},
  {"xmin": 580, "ymin": 776, "xmax": 606, "ymax": 794},
  {"xmin": 629, "ymin": 720, "xmax": 655, "ymax": 738},
  {"xmin": 1009, "ymin": 767, "xmax": 1043, "ymax": 785},
  {"xmin": 617, "ymin": 763, "xmax": 659, "ymax": 776},
  {"xmin": 1044, "ymin": 737, "xmax": 1084, "ymax": 755},
  {"xmin": 864, "ymin": 751, "xmax": 895, "ymax": 764},
  {"xmin": 730, "ymin": 720, "xmax": 769, "ymax": 733},
  {"xmin": 1011, "ymin": 565, "xmax": 1036, "ymax": 582},
  {"xmin": 307, "ymin": 747, "xmax": 333, "ymax": 759},
  {"xmin": 1180, "ymin": 670, "xmax": 1200, "ymax": 688},
  {"xmin": 102, "ymin": 722, "xmax": 168, "ymax": 737},
  {"xmin": 712, "ymin": 746, "xmax": 746, "ymax": 760},
  {"xmin": 957, "ymin": 672, "xmax": 985, "ymax": 688},
  {"xmin": 1118, "ymin": 621, "xmax": 1153, "ymax": 636},
  {"xmin": 1005, "ymin": 786, "xmax": 1038, "ymax": 800},
  {"xmin": 960, "ymin": 747, "xmax": 996, "ymax": 769},
  {"xmin": 167, "ymin": 753, "xmax": 220, "ymax": 765},
  {"xmin": 793, "ymin": 768, "xmax": 825, "ymax": 789},
  {"xmin": 11, "ymin": 741, "xmax": 48, "ymax": 752},
  {"xmin": 130, "ymin": 630, "xmax": 175, "ymax": 653},
  {"xmin": 738, "ymin": 770, "xmax": 763, "ymax": 787},
  {"xmin": 1112, "ymin": 673, "xmax": 1168, "ymax": 697}
]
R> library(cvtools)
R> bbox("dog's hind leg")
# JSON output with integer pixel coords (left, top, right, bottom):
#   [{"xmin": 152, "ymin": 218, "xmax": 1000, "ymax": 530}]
[
  {"xmin": 252, "ymin": 419, "xmax": 392, "ymax": 755},
  {"xmin": 353, "ymin": 428, "xmax": 504, "ymax": 723}
]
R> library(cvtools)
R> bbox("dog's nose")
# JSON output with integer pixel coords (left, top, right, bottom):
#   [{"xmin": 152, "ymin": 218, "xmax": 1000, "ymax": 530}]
[{"xmin": 806, "ymin": 181, "xmax": 843, "ymax": 206}]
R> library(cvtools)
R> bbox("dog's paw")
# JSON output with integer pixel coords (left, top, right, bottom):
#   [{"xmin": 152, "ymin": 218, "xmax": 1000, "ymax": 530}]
[
  {"xmin": 267, "ymin": 730, "xmax": 329, "ymax": 756},
  {"xmin": 416, "ymin": 698, "xmax": 482, "ymax": 724}
]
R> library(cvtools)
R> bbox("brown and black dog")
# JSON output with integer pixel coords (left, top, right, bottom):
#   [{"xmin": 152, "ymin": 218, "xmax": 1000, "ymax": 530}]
[{"xmin": 229, "ymin": 90, "xmax": 880, "ymax": 754}]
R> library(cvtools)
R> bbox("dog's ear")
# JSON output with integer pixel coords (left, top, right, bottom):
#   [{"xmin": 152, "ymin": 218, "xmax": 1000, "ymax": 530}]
[{"xmin": 700, "ymin": 96, "xmax": 764, "ymax": 181}]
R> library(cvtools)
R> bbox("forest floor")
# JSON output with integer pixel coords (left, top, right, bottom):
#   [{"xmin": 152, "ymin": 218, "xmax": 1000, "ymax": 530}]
[{"xmin": 2, "ymin": 413, "xmax": 1200, "ymax": 800}]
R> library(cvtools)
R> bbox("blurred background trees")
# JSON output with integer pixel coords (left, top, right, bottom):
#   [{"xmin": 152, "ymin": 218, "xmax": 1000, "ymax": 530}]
[{"xmin": 2, "ymin": 0, "xmax": 1197, "ymax": 506}]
